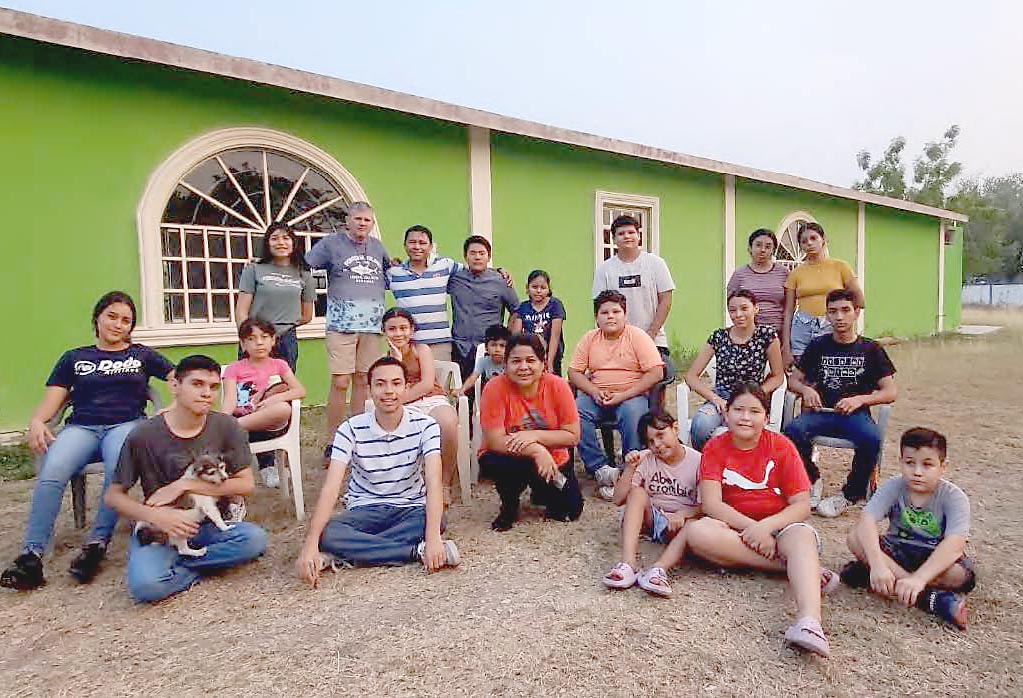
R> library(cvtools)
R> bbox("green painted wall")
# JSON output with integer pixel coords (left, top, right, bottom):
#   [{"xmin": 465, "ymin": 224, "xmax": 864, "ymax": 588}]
[
  {"xmin": 943, "ymin": 225, "xmax": 963, "ymax": 331},
  {"xmin": 0, "ymin": 37, "xmax": 469, "ymax": 430},
  {"xmin": 863, "ymin": 207, "xmax": 939, "ymax": 337},
  {"xmin": 734, "ymin": 179, "xmax": 858, "ymax": 267},
  {"xmin": 490, "ymin": 134, "xmax": 724, "ymax": 355}
]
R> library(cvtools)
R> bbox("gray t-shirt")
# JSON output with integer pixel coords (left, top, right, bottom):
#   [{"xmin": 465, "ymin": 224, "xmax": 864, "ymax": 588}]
[
  {"xmin": 592, "ymin": 252, "xmax": 676, "ymax": 348},
  {"xmin": 447, "ymin": 268, "xmax": 519, "ymax": 357},
  {"xmin": 238, "ymin": 262, "xmax": 315, "ymax": 334},
  {"xmin": 115, "ymin": 413, "xmax": 252, "ymax": 499},
  {"xmin": 863, "ymin": 476, "xmax": 971, "ymax": 552},
  {"xmin": 305, "ymin": 233, "xmax": 390, "ymax": 333}
]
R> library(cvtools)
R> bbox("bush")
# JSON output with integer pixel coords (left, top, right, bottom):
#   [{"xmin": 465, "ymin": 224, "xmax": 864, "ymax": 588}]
[{"xmin": 0, "ymin": 444, "xmax": 35, "ymax": 482}]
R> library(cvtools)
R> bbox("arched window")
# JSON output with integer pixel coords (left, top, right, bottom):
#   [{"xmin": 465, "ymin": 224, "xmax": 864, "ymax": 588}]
[
  {"xmin": 134, "ymin": 128, "xmax": 372, "ymax": 345},
  {"xmin": 774, "ymin": 211, "xmax": 818, "ymax": 270}
]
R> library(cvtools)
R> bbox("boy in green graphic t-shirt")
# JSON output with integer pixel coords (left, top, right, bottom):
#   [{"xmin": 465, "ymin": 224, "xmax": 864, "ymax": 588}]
[{"xmin": 842, "ymin": 427, "xmax": 976, "ymax": 629}]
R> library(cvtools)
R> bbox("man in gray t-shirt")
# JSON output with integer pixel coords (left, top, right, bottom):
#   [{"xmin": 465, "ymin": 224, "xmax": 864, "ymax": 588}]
[
  {"xmin": 591, "ymin": 215, "xmax": 675, "ymax": 350},
  {"xmin": 305, "ymin": 202, "xmax": 391, "ymax": 455}
]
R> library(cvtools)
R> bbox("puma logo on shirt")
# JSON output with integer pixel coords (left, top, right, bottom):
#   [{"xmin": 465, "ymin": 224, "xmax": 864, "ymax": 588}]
[{"xmin": 722, "ymin": 460, "xmax": 781, "ymax": 495}]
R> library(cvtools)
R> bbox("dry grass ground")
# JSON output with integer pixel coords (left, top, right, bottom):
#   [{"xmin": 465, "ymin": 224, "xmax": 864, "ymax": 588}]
[{"xmin": 1, "ymin": 308, "xmax": 1021, "ymax": 697}]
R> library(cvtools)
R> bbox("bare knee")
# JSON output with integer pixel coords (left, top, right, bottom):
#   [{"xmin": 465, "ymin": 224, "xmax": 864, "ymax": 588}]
[
  {"xmin": 776, "ymin": 525, "xmax": 819, "ymax": 560},
  {"xmin": 331, "ymin": 374, "xmax": 352, "ymax": 391},
  {"xmin": 431, "ymin": 406, "xmax": 458, "ymax": 434},
  {"xmin": 684, "ymin": 517, "xmax": 725, "ymax": 555}
]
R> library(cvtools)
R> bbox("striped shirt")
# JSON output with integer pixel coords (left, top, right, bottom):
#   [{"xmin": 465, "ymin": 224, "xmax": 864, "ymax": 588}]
[
  {"xmin": 331, "ymin": 408, "xmax": 441, "ymax": 509},
  {"xmin": 387, "ymin": 257, "xmax": 461, "ymax": 345}
]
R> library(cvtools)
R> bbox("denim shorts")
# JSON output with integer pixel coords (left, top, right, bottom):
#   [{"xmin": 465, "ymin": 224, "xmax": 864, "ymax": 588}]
[
  {"xmin": 790, "ymin": 311, "xmax": 831, "ymax": 357},
  {"xmin": 881, "ymin": 537, "xmax": 977, "ymax": 593}
]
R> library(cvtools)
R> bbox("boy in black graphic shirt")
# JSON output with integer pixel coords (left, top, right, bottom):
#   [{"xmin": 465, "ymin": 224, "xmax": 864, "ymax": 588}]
[{"xmin": 784, "ymin": 289, "xmax": 897, "ymax": 518}]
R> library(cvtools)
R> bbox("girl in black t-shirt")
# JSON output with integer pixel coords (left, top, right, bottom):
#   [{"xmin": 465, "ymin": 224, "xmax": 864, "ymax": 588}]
[{"xmin": 0, "ymin": 292, "xmax": 173, "ymax": 591}]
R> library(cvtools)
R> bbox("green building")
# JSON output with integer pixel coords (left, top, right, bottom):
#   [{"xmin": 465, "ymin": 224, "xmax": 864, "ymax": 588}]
[{"xmin": 0, "ymin": 9, "xmax": 967, "ymax": 433}]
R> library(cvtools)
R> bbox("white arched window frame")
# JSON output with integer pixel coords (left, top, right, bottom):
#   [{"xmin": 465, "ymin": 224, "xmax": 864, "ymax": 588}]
[
  {"xmin": 774, "ymin": 210, "xmax": 817, "ymax": 271},
  {"xmin": 133, "ymin": 128, "xmax": 374, "ymax": 347}
]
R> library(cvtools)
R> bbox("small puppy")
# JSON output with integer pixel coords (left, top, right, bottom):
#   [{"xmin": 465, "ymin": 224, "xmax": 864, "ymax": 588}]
[{"xmin": 134, "ymin": 455, "xmax": 234, "ymax": 556}]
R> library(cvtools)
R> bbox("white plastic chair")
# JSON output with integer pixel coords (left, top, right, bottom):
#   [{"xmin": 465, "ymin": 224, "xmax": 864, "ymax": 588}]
[
  {"xmin": 676, "ymin": 357, "xmax": 786, "ymax": 447},
  {"xmin": 249, "ymin": 399, "xmax": 305, "ymax": 520},
  {"xmin": 781, "ymin": 392, "xmax": 892, "ymax": 497},
  {"xmin": 36, "ymin": 387, "xmax": 162, "ymax": 529},
  {"xmin": 365, "ymin": 360, "xmax": 472, "ymax": 502},
  {"xmin": 469, "ymin": 343, "xmax": 487, "ymax": 485}
]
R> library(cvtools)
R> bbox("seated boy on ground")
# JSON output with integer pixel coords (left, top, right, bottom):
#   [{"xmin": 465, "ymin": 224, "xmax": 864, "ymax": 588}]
[
  {"xmin": 295, "ymin": 356, "xmax": 459, "ymax": 584},
  {"xmin": 602, "ymin": 411, "xmax": 700, "ymax": 597},
  {"xmin": 842, "ymin": 427, "xmax": 975, "ymax": 629},
  {"xmin": 105, "ymin": 355, "xmax": 268, "ymax": 603}
]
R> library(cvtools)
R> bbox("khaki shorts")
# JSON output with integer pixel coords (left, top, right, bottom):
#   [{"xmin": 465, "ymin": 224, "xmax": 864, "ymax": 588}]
[{"xmin": 325, "ymin": 332, "xmax": 382, "ymax": 375}]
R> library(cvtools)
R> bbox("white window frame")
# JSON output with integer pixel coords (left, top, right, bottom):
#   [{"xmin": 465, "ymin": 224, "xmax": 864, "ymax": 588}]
[
  {"xmin": 594, "ymin": 191, "xmax": 661, "ymax": 268},
  {"xmin": 134, "ymin": 127, "xmax": 373, "ymax": 347}
]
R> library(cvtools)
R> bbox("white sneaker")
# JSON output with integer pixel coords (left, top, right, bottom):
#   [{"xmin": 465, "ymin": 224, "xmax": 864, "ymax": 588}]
[
  {"xmin": 595, "ymin": 465, "xmax": 620, "ymax": 488},
  {"xmin": 597, "ymin": 485, "xmax": 615, "ymax": 501},
  {"xmin": 809, "ymin": 479, "xmax": 824, "ymax": 510},
  {"xmin": 260, "ymin": 467, "xmax": 280, "ymax": 488},
  {"xmin": 816, "ymin": 494, "xmax": 853, "ymax": 518},
  {"xmin": 416, "ymin": 540, "xmax": 461, "ymax": 568}
]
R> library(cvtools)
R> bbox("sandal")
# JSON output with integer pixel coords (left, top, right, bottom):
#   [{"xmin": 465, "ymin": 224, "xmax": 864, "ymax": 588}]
[
  {"xmin": 637, "ymin": 566, "xmax": 673, "ymax": 597},
  {"xmin": 602, "ymin": 562, "xmax": 638, "ymax": 589},
  {"xmin": 784, "ymin": 616, "xmax": 831, "ymax": 658}
]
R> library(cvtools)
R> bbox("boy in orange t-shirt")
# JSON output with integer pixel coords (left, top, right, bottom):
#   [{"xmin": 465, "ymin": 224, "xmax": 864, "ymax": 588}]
[{"xmin": 568, "ymin": 291, "xmax": 664, "ymax": 499}]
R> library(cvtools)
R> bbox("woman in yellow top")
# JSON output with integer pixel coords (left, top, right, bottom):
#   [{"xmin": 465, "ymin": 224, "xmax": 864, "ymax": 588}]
[{"xmin": 781, "ymin": 222, "xmax": 864, "ymax": 366}]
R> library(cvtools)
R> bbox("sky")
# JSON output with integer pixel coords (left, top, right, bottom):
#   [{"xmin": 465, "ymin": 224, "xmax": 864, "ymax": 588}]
[{"xmin": 4, "ymin": 0, "xmax": 1020, "ymax": 189}]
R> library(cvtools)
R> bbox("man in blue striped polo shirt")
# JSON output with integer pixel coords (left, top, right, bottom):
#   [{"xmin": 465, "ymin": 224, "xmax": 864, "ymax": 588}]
[
  {"xmin": 295, "ymin": 356, "xmax": 460, "ymax": 582},
  {"xmin": 388, "ymin": 226, "xmax": 516, "ymax": 367}
]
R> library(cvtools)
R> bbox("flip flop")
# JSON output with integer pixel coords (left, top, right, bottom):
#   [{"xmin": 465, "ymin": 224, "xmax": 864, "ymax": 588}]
[
  {"xmin": 602, "ymin": 562, "xmax": 638, "ymax": 589},
  {"xmin": 784, "ymin": 616, "xmax": 831, "ymax": 658},
  {"xmin": 637, "ymin": 567, "xmax": 673, "ymax": 597}
]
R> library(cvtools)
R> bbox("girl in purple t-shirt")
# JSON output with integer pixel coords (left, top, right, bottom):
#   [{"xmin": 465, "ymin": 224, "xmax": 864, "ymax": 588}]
[{"xmin": 727, "ymin": 228, "xmax": 789, "ymax": 334}]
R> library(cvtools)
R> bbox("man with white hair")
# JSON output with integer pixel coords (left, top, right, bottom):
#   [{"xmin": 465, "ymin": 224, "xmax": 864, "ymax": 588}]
[{"xmin": 306, "ymin": 201, "xmax": 391, "ymax": 462}]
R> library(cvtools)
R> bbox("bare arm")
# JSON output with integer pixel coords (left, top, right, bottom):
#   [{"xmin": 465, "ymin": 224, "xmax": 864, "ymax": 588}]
[
  {"xmin": 611, "ymin": 451, "xmax": 644, "ymax": 506},
  {"xmin": 846, "ymin": 277, "xmax": 866, "ymax": 309},
  {"xmin": 259, "ymin": 365, "xmax": 307, "ymax": 406},
  {"xmin": 458, "ymin": 371, "xmax": 480, "ymax": 396},
  {"xmin": 609, "ymin": 366, "xmax": 662, "ymax": 403},
  {"xmin": 834, "ymin": 375, "xmax": 897, "ymax": 415},
  {"xmin": 908, "ymin": 535, "xmax": 967, "ymax": 586},
  {"xmin": 421, "ymin": 452, "xmax": 446, "ymax": 571},
  {"xmin": 235, "ymin": 292, "xmax": 253, "ymax": 326},
  {"xmin": 567, "ymin": 367, "xmax": 601, "ymax": 400},
  {"xmin": 27, "ymin": 386, "xmax": 70, "ymax": 455},
  {"xmin": 781, "ymin": 288, "xmax": 796, "ymax": 363},
  {"xmin": 684, "ymin": 344, "xmax": 718, "ymax": 402},
  {"xmin": 168, "ymin": 467, "xmax": 256, "ymax": 499},
  {"xmin": 761, "ymin": 337, "xmax": 785, "ymax": 395},
  {"xmin": 508, "ymin": 314, "xmax": 522, "ymax": 335},
  {"xmin": 295, "ymin": 456, "xmax": 349, "ymax": 583},
  {"xmin": 105, "ymin": 484, "xmax": 201, "ymax": 540},
  {"xmin": 648, "ymin": 290, "xmax": 672, "ymax": 338},
  {"xmin": 753, "ymin": 491, "xmax": 812, "ymax": 533},
  {"xmin": 546, "ymin": 319, "xmax": 563, "ymax": 372},
  {"xmin": 298, "ymin": 301, "xmax": 314, "ymax": 327}
]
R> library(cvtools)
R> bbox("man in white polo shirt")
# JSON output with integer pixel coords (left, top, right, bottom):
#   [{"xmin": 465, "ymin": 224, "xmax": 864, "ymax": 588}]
[{"xmin": 294, "ymin": 356, "xmax": 460, "ymax": 583}]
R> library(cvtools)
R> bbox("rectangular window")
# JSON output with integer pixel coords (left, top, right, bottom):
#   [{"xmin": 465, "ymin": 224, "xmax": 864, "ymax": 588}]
[{"xmin": 594, "ymin": 191, "xmax": 660, "ymax": 267}]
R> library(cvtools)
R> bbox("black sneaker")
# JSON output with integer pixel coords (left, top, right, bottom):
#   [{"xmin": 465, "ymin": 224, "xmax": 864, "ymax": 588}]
[
  {"xmin": 491, "ymin": 505, "xmax": 518, "ymax": 532},
  {"xmin": 322, "ymin": 444, "xmax": 333, "ymax": 467},
  {"xmin": 0, "ymin": 552, "xmax": 45, "ymax": 590},
  {"xmin": 917, "ymin": 589, "xmax": 968, "ymax": 630},
  {"xmin": 69, "ymin": 543, "xmax": 106, "ymax": 584},
  {"xmin": 839, "ymin": 560, "xmax": 870, "ymax": 588}
]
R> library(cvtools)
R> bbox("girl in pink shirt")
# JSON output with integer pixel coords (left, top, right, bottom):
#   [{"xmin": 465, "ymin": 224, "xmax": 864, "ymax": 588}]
[{"xmin": 602, "ymin": 411, "xmax": 701, "ymax": 597}]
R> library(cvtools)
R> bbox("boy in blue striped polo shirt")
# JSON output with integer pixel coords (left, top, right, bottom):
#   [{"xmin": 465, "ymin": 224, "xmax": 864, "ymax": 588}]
[{"xmin": 295, "ymin": 357, "xmax": 460, "ymax": 582}]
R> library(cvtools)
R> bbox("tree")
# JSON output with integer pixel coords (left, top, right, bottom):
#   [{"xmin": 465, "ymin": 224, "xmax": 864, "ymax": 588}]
[
  {"xmin": 855, "ymin": 137, "xmax": 908, "ymax": 199},
  {"xmin": 854, "ymin": 125, "xmax": 961, "ymax": 207}
]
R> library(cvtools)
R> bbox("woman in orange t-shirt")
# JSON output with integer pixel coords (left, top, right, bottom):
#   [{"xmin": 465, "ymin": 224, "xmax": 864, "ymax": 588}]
[
  {"xmin": 685, "ymin": 381, "xmax": 839, "ymax": 658},
  {"xmin": 480, "ymin": 334, "xmax": 582, "ymax": 531}
]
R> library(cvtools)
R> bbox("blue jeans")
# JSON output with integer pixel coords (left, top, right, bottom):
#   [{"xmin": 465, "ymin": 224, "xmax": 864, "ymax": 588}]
[
  {"xmin": 576, "ymin": 393, "xmax": 648, "ymax": 474},
  {"xmin": 782, "ymin": 408, "xmax": 880, "ymax": 502},
  {"xmin": 690, "ymin": 387, "xmax": 729, "ymax": 451},
  {"xmin": 126, "ymin": 521, "xmax": 267, "ymax": 602},
  {"xmin": 273, "ymin": 327, "xmax": 299, "ymax": 371},
  {"xmin": 320, "ymin": 504, "xmax": 428, "ymax": 566},
  {"xmin": 22, "ymin": 419, "xmax": 141, "ymax": 556}
]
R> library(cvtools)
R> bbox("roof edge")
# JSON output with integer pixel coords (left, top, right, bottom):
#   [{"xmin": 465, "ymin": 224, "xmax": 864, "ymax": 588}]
[{"xmin": 0, "ymin": 8, "xmax": 968, "ymax": 223}]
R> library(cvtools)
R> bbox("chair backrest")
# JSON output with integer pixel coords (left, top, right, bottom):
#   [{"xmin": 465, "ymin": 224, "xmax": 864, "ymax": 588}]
[{"xmin": 434, "ymin": 360, "xmax": 463, "ymax": 391}]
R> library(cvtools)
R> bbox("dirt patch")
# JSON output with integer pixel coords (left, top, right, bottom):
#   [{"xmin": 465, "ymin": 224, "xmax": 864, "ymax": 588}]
[{"xmin": 1, "ymin": 308, "xmax": 1021, "ymax": 697}]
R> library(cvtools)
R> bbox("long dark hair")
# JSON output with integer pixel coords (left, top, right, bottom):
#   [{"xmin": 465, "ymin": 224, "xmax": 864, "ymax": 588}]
[
  {"xmin": 258, "ymin": 222, "xmax": 309, "ymax": 270},
  {"xmin": 92, "ymin": 291, "xmax": 137, "ymax": 336}
]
